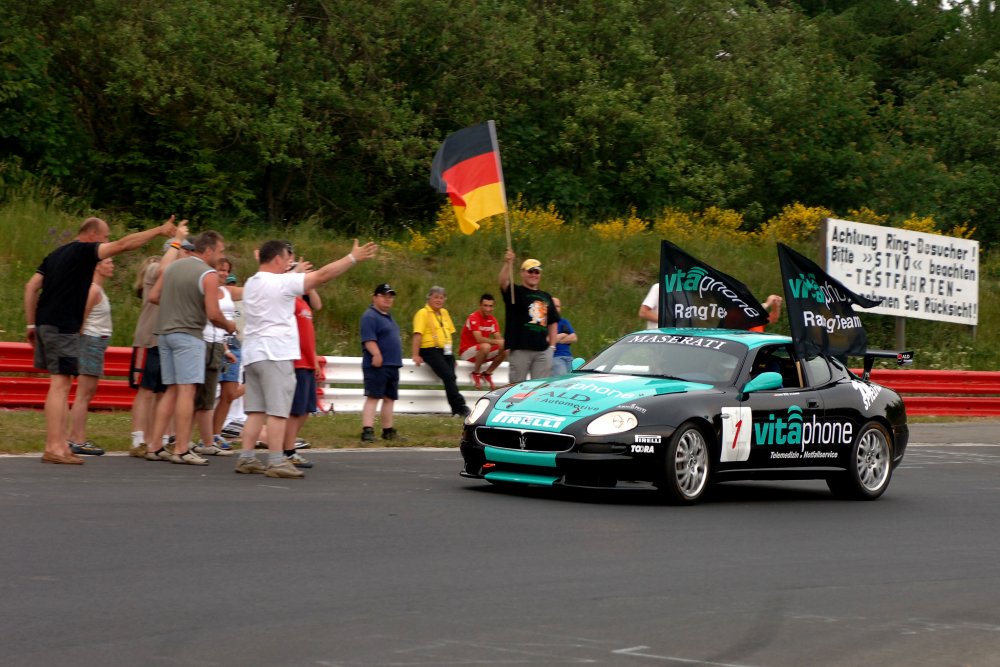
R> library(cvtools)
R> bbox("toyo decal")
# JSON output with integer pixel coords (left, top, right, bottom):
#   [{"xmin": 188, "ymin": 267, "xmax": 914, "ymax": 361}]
[
  {"xmin": 851, "ymin": 380, "xmax": 882, "ymax": 410},
  {"xmin": 753, "ymin": 405, "xmax": 854, "ymax": 453}
]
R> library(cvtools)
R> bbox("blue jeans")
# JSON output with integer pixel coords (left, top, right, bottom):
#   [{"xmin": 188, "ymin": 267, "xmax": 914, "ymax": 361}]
[{"xmin": 551, "ymin": 355, "xmax": 573, "ymax": 377}]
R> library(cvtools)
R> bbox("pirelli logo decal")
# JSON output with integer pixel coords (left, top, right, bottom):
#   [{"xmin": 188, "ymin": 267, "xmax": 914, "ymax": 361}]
[{"xmin": 489, "ymin": 412, "xmax": 566, "ymax": 429}]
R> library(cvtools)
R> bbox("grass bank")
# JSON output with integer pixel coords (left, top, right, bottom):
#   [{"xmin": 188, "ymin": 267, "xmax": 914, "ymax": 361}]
[{"xmin": 2, "ymin": 197, "xmax": 998, "ymax": 368}]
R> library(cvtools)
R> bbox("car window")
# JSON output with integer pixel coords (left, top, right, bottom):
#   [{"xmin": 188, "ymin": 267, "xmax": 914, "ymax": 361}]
[
  {"xmin": 750, "ymin": 345, "xmax": 803, "ymax": 389},
  {"xmin": 582, "ymin": 335, "xmax": 746, "ymax": 384},
  {"xmin": 802, "ymin": 355, "xmax": 832, "ymax": 387}
]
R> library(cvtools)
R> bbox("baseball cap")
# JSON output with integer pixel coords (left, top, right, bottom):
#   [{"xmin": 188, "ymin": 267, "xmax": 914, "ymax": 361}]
[
  {"xmin": 373, "ymin": 283, "xmax": 397, "ymax": 296},
  {"xmin": 521, "ymin": 259, "xmax": 542, "ymax": 271}
]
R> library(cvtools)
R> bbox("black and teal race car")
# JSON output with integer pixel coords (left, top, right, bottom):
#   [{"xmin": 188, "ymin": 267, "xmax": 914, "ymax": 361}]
[{"xmin": 460, "ymin": 328, "xmax": 909, "ymax": 504}]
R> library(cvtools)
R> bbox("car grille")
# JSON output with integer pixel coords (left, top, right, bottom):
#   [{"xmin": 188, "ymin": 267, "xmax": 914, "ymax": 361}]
[{"xmin": 474, "ymin": 426, "xmax": 575, "ymax": 452}]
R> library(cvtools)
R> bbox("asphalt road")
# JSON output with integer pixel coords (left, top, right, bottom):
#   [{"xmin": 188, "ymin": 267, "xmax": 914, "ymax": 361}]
[{"xmin": 2, "ymin": 422, "xmax": 999, "ymax": 667}]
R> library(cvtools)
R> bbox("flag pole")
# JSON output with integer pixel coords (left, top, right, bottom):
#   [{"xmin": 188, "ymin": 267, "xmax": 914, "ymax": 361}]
[{"xmin": 488, "ymin": 120, "xmax": 515, "ymax": 302}]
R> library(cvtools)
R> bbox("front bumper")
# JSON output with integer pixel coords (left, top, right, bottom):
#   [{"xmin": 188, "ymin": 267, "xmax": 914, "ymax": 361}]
[{"xmin": 460, "ymin": 436, "xmax": 659, "ymax": 489}]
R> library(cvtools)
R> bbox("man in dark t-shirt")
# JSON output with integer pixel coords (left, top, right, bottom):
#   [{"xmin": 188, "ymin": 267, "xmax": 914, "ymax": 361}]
[
  {"xmin": 24, "ymin": 215, "xmax": 178, "ymax": 464},
  {"xmin": 498, "ymin": 248, "xmax": 559, "ymax": 384}
]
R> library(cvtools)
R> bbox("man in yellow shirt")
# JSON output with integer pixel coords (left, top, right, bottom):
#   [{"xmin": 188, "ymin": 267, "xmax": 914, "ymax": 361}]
[{"xmin": 412, "ymin": 286, "xmax": 470, "ymax": 417}]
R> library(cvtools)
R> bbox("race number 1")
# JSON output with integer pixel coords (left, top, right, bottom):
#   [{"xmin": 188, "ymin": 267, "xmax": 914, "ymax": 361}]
[{"xmin": 721, "ymin": 407, "xmax": 752, "ymax": 462}]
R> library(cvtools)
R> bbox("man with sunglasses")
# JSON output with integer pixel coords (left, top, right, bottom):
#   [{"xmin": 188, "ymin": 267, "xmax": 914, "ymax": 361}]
[{"xmin": 498, "ymin": 249, "xmax": 560, "ymax": 384}]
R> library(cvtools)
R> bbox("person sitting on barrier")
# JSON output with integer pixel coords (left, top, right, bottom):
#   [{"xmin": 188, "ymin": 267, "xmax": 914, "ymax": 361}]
[
  {"xmin": 412, "ymin": 286, "xmax": 469, "ymax": 417},
  {"xmin": 459, "ymin": 293, "xmax": 507, "ymax": 390}
]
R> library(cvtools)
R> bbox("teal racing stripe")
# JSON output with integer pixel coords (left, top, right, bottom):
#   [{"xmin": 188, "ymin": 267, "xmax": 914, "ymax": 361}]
[
  {"xmin": 485, "ymin": 471, "xmax": 559, "ymax": 486},
  {"xmin": 484, "ymin": 446, "xmax": 557, "ymax": 468}
]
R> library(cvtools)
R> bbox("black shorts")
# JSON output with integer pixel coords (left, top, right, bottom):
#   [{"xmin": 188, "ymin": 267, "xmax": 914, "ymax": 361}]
[
  {"xmin": 290, "ymin": 368, "xmax": 318, "ymax": 417},
  {"xmin": 136, "ymin": 346, "xmax": 167, "ymax": 394},
  {"xmin": 34, "ymin": 325, "xmax": 80, "ymax": 376},
  {"xmin": 363, "ymin": 365, "xmax": 399, "ymax": 401}
]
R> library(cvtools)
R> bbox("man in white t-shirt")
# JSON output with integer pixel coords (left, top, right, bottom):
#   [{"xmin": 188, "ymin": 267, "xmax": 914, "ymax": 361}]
[
  {"xmin": 235, "ymin": 238, "xmax": 377, "ymax": 479},
  {"xmin": 638, "ymin": 284, "xmax": 660, "ymax": 329}
]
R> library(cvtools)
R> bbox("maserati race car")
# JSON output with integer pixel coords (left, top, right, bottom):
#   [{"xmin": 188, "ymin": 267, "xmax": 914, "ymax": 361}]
[{"xmin": 460, "ymin": 328, "xmax": 909, "ymax": 504}]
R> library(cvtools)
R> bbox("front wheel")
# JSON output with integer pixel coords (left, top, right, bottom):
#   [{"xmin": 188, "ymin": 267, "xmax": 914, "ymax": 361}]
[
  {"xmin": 659, "ymin": 422, "xmax": 711, "ymax": 505},
  {"xmin": 827, "ymin": 422, "xmax": 893, "ymax": 500}
]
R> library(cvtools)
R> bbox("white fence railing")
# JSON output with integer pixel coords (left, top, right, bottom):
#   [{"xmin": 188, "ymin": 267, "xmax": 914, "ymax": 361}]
[{"xmin": 317, "ymin": 356, "xmax": 510, "ymax": 414}]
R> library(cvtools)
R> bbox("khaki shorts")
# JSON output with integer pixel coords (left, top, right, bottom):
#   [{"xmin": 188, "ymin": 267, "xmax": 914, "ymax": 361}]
[
  {"xmin": 195, "ymin": 342, "xmax": 226, "ymax": 411},
  {"xmin": 243, "ymin": 359, "xmax": 296, "ymax": 418}
]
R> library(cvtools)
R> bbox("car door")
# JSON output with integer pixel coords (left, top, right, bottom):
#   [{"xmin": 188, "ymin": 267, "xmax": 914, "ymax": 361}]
[{"xmin": 726, "ymin": 344, "xmax": 826, "ymax": 468}]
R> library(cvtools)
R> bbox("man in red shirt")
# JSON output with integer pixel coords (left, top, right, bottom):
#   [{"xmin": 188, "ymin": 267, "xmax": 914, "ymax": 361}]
[{"xmin": 459, "ymin": 293, "xmax": 507, "ymax": 390}]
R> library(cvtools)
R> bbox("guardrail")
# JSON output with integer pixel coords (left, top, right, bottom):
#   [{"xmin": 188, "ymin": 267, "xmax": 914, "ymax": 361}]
[
  {"xmin": 1, "ymin": 341, "xmax": 997, "ymax": 416},
  {"xmin": 0, "ymin": 343, "xmax": 507, "ymax": 414}
]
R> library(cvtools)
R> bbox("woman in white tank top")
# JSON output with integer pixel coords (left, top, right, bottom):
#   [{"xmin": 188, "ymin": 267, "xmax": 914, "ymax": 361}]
[{"xmin": 68, "ymin": 257, "xmax": 115, "ymax": 455}]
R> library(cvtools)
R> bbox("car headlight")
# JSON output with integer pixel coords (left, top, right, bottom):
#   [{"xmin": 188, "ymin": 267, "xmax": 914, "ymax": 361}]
[
  {"xmin": 466, "ymin": 398, "xmax": 491, "ymax": 425},
  {"xmin": 586, "ymin": 411, "xmax": 638, "ymax": 436}
]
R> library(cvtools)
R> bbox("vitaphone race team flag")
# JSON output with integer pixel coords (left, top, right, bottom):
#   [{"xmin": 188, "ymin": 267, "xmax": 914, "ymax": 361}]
[
  {"xmin": 777, "ymin": 243, "xmax": 882, "ymax": 359},
  {"xmin": 429, "ymin": 121, "xmax": 507, "ymax": 234},
  {"xmin": 658, "ymin": 240, "xmax": 769, "ymax": 329}
]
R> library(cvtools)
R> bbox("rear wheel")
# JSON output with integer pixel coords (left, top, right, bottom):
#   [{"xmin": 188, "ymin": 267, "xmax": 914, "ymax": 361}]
[
  {"xmin": 827, "ymin": 422, "xmax": 893, "ymax": 500},
  {"xmin": 659, "ymin": 422, "xmax": 711, "ymax": 505}
]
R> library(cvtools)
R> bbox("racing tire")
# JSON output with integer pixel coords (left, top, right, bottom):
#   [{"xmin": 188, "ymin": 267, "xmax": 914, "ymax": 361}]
[
  {"xmin": 658, "ymin": 422, "xmax": 711, "ymax": 505},
  {"xmin": 827, "ymin": 421, "xmax": 893, "ymax": 501}
]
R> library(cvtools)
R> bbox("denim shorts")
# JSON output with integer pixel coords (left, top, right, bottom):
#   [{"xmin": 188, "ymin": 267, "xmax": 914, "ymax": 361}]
[
  {"xmin": 220, "ymin": 339, "xmax": 242, "ymax": 383},
  {"xmin": 78, "ymin": 334, "xmax": 110, "ymax": 377},
  {"xmin": 159, "ymin": 332, "xmax": 206, "ymax": 385}
]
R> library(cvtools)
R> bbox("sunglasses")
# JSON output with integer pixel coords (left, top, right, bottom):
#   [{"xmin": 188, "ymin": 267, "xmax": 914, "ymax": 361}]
[{"xmin": 525, "ymin": 268, "xmax": 542, "ymax": 274}]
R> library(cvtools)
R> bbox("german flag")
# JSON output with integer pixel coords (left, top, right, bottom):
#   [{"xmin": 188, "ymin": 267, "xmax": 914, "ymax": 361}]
[{"xmin": 430, "ymin": 121, "xmax": 507, "ymax": 234}]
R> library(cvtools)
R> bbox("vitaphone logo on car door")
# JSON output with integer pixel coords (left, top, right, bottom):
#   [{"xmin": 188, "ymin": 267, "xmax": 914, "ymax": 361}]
[{"xmin": 753, "ymin": 406, "xmax": 853, "ymax": 459}]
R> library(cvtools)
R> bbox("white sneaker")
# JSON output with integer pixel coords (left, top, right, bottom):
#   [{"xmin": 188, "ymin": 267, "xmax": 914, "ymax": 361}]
[
  {"xmin": 265, "ymin": 460, "xmax": 305, "ymax": 479},
  {"xmin": 169, "ymin": 450, "xmax": 209, "ymax": 465},
  {"xmin": 193, "ymin": 442, "xmax": 234, "ymax": 457}
]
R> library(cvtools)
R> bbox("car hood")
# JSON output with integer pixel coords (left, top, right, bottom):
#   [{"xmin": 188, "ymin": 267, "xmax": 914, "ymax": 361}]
[{"xmin": 484, "ymin": 373, "xmax": 712, "ymax": 432}]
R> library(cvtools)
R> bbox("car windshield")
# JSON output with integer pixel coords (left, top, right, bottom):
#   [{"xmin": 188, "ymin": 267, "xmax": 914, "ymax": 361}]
[{"xmin": 579, "ymin": 332, "xmax": 747, "ymax": 384}]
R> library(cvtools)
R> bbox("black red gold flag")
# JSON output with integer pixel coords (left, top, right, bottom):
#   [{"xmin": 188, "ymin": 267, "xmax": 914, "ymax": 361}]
[{"xmin": 429, "ymin": 121, "xmax": 507, "ymax": 234}]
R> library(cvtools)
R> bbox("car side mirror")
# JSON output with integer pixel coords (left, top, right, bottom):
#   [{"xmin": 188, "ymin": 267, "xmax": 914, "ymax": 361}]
[
  {"xmin": 571, "ymin": 357, "xmax": 585, "ymax": 371},
  {"xmin": 741, "ymin": 371, "xmax": 782, "ymax": 393}
]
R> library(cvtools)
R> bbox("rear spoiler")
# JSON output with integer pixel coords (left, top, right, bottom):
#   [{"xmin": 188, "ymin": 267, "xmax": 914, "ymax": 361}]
[{"xmin": 862, "ymin": 349, "xmax": 914, "ymax": 381}]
